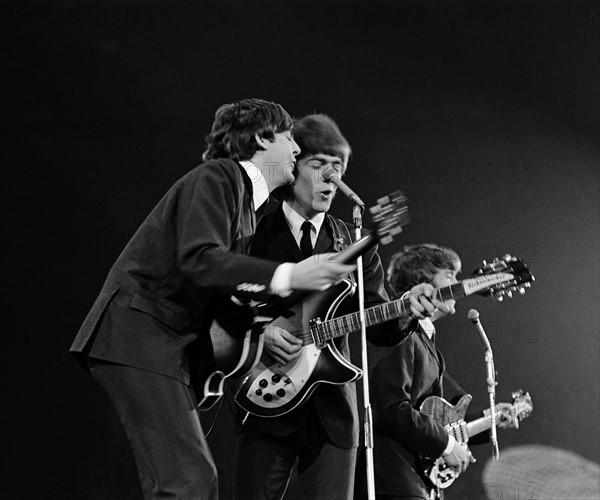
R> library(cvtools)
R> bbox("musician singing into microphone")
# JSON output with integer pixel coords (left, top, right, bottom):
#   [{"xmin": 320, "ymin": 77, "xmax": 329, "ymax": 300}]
[
  {"xmin": 69, "ymin": 99, "xmax": 357, "ymax": 500},
  {"xmin": 356, "ymin": 244, "xmax": 517, "ymax": 500},
  {"xmin": 231, "ymin": 115, "xmax": 444, "ymax": 500}
]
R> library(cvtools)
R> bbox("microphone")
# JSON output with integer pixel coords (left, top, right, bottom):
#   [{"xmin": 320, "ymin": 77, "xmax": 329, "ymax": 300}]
[
  {"xmin": 322, "ymin": 167, "xmax": 365, "ymax": 208},
  {"xmin": 468, "ymin": 309, "xmax": 491, "ymax": 349}
]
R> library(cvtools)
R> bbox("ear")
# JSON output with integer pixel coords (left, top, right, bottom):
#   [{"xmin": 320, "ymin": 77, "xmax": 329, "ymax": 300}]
[{"xmin": 254, "ymin": 133, "xmax": 271, "ymax": 151}]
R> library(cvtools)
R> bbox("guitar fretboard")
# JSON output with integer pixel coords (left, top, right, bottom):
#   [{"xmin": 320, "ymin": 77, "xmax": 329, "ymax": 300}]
[
  {"xmin": 311, "ymin": 283, "xmax": 467, "ymax": 345},
  {"xmin": 466, "ymin": 416, "xmax": 494, "ymax": 439}
]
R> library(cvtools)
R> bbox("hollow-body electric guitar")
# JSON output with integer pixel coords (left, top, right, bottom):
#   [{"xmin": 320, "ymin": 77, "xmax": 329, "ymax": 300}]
[
  {"xmin": 235, "ymin": 257, "xmax": 534, "ymax": 417},
  {"xmin": 419, "ymin": 390, "xmax": 533, "ymax": 496},
  {"xmin": 197, "ymin": 191, "xmax": 409, "ymax": 411}
]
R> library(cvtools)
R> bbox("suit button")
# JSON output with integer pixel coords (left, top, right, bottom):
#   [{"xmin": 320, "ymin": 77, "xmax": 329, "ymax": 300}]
[
  {"xmin": 259, "ymin": 379, "xmax": 268, "ymax": 388},
  {"xmin": 271, "ymin": 374, "xmax": 281, "ymax": 383},
  {"xmin": 263, "ymin": 393, "xmax": 273, "ymax": 402},
  {"xmin": 255, "ymin": 389, "xmax": 262, "ymax": 396},
  {"xmin": 276, "ymin": 389, "xmax": 286, "ymax": 398}
]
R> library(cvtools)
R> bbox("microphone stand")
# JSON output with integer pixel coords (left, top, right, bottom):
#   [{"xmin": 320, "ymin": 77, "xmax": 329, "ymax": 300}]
[
  {"xmin": 353, "ymin": 203, "xmax": 376, "ymax": 500},
  {"xmin": 480, "ymin": 327, "xmax": 500, "ymax": 460}
]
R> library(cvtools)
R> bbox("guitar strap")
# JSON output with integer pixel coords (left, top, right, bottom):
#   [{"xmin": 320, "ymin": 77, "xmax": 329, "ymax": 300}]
[
  {"xmin": 325, "ymin": 215, "xmax": 356, "ymax": 291},
  {"xmin": 325, "ymin": 213, "xmax": 352, "ymax": 252},
  {"xmin": 443, "ymin": 372, "xmax": 468, "ymax": 396}
]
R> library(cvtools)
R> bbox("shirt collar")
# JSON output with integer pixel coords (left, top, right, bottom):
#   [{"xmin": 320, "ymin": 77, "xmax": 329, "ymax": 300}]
[
  {"xmin": 419, "ymin": 317, "xmax": 436, "ymax": 339},
  {"xmin": 282, "ymin": 201, "xmax": 326, "ymax": 246},
  {"xmin": 239, "ymin": 160, "xmax": 269, "ymax": 211}
]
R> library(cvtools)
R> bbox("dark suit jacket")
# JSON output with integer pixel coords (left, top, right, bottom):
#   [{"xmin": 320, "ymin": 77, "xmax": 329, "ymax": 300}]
[
  {"xmin": 367, "ymin": 325, "xmax": 449, "ymax": 497},
  {"xmin": 70, "ymin": 159, "xmax": 281, "ymax": 386},
  {"xmin": 236, "ymin": 205, "xmax": 406, "ymax": 449}
]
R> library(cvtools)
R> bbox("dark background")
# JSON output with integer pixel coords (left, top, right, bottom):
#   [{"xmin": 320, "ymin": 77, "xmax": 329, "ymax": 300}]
[{"xmin": 5, "ymin": 1, "xmax": 598, "ymax": 499}]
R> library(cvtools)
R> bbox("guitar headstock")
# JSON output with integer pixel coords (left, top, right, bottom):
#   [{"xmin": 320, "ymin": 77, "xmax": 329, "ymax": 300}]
[
  {"xmin": 369, "ymin": 190, "xmax": 410, "ymax": 246},
  {"xmin": 511, "ymin": 389, "xmax": 534, "ymax": 421},
  {"xmin": 471, "ymin": 255, "xmax": 534, "ymax": 301}
]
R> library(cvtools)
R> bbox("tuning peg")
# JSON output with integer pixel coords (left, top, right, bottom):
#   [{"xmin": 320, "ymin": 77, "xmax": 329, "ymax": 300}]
[{"xmin": 519, "ymin": 288, "xmax": 526, "ymax": 295}]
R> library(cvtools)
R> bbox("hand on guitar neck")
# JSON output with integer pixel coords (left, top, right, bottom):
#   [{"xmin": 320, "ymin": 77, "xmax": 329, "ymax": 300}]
[
  {"xmin": 400, "ymin": 282, "xmax": 457, "ymax": 327},
  {"xmin": 488, "ymin": 402, "xmax": 522, "ymax": 430}
]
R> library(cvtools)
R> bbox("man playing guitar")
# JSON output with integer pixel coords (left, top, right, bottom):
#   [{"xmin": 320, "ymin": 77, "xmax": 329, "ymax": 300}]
[
  {"xmin": 356, "ymin": 244, "xmax": 519, "ymax": 500},
  {"xmin": 231, "ymin": 115, "xmax": 443, "ymax": 500}
]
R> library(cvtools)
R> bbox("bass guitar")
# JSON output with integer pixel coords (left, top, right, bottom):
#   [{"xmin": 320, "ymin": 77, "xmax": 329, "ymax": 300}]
[
  {"xmin": 420, "ymin": 390, "xmax": 533, "ymax": 496},
  {"xmin": 197, "ymin": 191, "xmax": 409, "ymax": 411},
  {"xmin": 235, "ymin": 256, "xmax": 534, "ymax": 417}
]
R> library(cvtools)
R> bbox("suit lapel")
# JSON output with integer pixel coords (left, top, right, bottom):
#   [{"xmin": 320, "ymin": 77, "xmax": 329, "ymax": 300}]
[
  {"xmin": 237, "ymin": 162, "xmax": 257, "ymax": 232},
  {"xmin": 270, "ymin": 207, "xmax": 305, "ymax": 262},
  {"xmin": 313, "ymin": 222, "xmax": 334, "ymax": 254},
  {"xmin": 420, "ymin": 327, "xmax": 444, "ymax": 374}
]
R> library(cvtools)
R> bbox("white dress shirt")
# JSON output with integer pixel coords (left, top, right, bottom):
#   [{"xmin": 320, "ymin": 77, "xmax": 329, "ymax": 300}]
[
  {"xmin": 239, "ymin": 161, "xmax": 269, "ymax": 210},
  {"xmin": 239, "ymin": 161, "xmax": 292, "ymax": 296},
  {"xmin": 281, "ymin": 201, "xmax": 326, "ymax": 249}
]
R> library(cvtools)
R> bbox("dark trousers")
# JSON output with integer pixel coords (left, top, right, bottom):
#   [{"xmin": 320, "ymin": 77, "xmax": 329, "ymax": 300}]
[
  {"xmin": 233, "ymin": 417, "xmax": 356, "ymax": 500},
  {"xmin": 89, "ymin": 360, "xmax": 219, "ymax": 500}
]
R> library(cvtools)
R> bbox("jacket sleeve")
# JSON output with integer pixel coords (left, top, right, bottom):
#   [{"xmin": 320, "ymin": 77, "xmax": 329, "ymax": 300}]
[
  {"xmin": 176, "ymin": 161, "xmax": 280, "ymax": 300},
  {"xmin": 371, "ymin": 339, "xmax": 449, "ymax": 458}
]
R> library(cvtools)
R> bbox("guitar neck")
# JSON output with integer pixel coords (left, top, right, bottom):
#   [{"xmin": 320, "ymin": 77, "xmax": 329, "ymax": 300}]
[
  {"xmin": 461, "ymin": 408, "xmax": 505, "ymax": 441},
  {"xmin": 312, "ymin": 282, "xmax": 467, "ymax": 343}
]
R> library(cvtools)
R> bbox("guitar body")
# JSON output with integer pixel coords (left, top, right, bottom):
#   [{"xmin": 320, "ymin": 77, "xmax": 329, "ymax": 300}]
[
  {"xmin": 419, "ymin": 394, "xmax": 473, "ymax": 491},
  {"xmin": 418, "ymin": 390, "xmax": 533, "ymax": 493},
  {"xmin": 420, "ymin": 393, "xmax": 473, "ymax": 428},
  {"xmin": 235, "ymin": 279, "xmax": 361, "ymax": 417},
  {"xmin": 197, "ymin": 320, "xmax": 265, "ymax": 411}
]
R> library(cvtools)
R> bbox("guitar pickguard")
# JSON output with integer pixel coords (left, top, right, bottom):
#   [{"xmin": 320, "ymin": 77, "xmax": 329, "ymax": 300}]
[{"xmin": 241, "ymin": 344, "xmax": 321, "ymax": 409}]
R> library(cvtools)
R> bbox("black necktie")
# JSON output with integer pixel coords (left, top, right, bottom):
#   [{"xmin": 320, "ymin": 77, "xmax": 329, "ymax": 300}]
[{"xmin": 300, "ymin": 220, "xmax": 313, "ymax": 258}]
